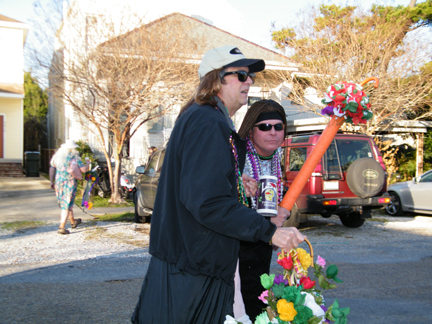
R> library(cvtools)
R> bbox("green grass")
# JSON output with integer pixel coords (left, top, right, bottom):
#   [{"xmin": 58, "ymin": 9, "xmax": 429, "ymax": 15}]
[
  {"xmin": 1, "ymin": 221, "xmax": 47, "ymax": 231},
  {"xmin": 75, "ymin": 194, "xmax": 133, "ymax": 208},
  {"xmin": 94, "ymin": 212, "xmax": 135, "ymax": 222}
]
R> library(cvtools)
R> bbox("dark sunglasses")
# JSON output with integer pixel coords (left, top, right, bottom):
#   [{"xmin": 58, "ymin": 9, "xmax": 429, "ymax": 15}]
[
  {"xmin": 219, "ymin": 70, "xmax": 256, "ymax": 83},
  {"xmin": 254, "ymin": 123, "xmax": 285, "ymax": 131}
]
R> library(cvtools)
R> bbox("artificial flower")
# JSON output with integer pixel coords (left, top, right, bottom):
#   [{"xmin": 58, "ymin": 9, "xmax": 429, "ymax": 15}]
[
  {"xmin": 300, "ymin": 277, "xmax": 316, "ymax": 289},
  {"xmin": 301, "ymin": 292, "xmax": 325, "ymax": 318},
  {"xmin": 297, "ymin": 248, "xmax": 312, "ymax": 269},
  {"xmin": 292, "ymin": 305, "xmax": 313, "ymax": 324},
  {"xmin": 254, "ymin": 312, "xmax": 278, "ymax": 324},
  {"xmin": 277, "ymin": 299, "xmax": 297, "ymax": 322},
  {"xmin": 321, "ymin": 106, "xmax": 334, "ymax": 115},
  {"xmin": 277, "ymin": 253, "xmax": 293, "ymax": 270},
  {"xmin": 274, "ymin": 273, "xmax": 289, "ymax": 286},
  {"xmin": 258, "ymin": 290, "xmax": 269, "ymax": 304},
  {"xmin": 317, "ymin": 256, "xmax": 326, "ymax": 267},
  {"xmin": 326, "ymin": 265, "xmax": 343, "ymax": 283},
  {"xmin": 88, "ymin": 202, "xmax": 93, "ymax": 209},
  {"xmin": 331, "ymin": 299, "xmax": 350, "ymax": 324},
  {"xmin": 260, "ymin": 273, "xmax": 275, "ymax": 290},
  {"xmin": 282, "ymin": 285, "xmax": 305, "ymax": 307}
]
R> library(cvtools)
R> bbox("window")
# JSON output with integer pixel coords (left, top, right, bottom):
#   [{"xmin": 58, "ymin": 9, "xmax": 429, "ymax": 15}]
[
  {"xmin": 336, "ymin": 140, "xmax": 372, "ymax": 171},
  {"xmin": 248, "ymin": 96, "xmax": 261, "ymax": 106},
  {"xmin": 419, "ymin": 171, "xmax": 432, "ymax": 183},
  {"xmin": 289, "ymin": 147, "xmax": 307, "ymax": 171},
  {"xmin": 145, "ymin": 151, "xmax": 161, "ymax": 176}
]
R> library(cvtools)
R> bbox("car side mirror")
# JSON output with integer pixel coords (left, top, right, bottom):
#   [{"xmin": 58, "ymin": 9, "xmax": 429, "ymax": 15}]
[
  {"xmin": 136, "ymin": 166, "xmax": 145, "ymax": 174},
  {"xmin": 413, "ymin": 177, "xmax": 418, "ymax": 183}
]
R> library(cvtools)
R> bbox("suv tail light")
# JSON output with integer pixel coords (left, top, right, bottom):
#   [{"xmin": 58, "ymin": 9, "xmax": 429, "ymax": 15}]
[
  {"xmin": 378, "ymin": 197, "xmax": 391, "ymax": 204},
  {"xmin": 323, "ymin": 200, "xmax": 337, "ymax": 206}
]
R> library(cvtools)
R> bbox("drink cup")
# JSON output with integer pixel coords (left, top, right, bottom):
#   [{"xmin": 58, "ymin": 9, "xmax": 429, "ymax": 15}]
[{"xmin": 256, "ymin": 175, "xmax": 278, "ymax": 216}]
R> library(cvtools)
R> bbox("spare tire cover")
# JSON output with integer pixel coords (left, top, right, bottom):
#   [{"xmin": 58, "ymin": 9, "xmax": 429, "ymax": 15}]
[{"xmin": 346, "ymin": 157, "xmax": 385, "ymax": 198}]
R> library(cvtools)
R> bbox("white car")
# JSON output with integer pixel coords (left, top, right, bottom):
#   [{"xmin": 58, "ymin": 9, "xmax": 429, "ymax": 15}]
[{"xmin": 386, "ymin": 169, "xmax": 432, "ymax": 216}]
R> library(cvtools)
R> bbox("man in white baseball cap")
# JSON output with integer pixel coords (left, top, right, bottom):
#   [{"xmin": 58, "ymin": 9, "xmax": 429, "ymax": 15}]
[
  {"xmin": 131, "ymin": 46, "xmax": 304, "ymax": 324},
  {"xmin": 198, "ymin": 45, "xmax": 265, "ymax": 79}
]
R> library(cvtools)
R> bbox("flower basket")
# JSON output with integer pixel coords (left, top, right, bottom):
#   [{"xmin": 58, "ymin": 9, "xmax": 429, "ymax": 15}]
[{"xmin": 255, "ymin": 238, "xmax": 350, "ymax": 324}]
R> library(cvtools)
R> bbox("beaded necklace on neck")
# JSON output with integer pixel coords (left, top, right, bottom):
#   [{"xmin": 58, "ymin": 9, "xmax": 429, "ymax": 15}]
[
  {"xmin": 214, "ymin": 105, "xmax": 249, "ymax": 207},
  {"xmin": 246, "ymin": 138, "xmax": 283, "ymax": 206}
]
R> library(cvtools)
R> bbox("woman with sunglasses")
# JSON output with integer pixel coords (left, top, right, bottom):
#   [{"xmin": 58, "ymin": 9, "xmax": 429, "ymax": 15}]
[{"xmin": 234, "ymin": 99, "xmax": 292, "ymax": 322}]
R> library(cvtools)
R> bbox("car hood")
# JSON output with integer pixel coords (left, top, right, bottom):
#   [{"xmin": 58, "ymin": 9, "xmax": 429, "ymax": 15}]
[{"xmin": 388, "ymin": 180, "xmax": 413, "ymax": 190}]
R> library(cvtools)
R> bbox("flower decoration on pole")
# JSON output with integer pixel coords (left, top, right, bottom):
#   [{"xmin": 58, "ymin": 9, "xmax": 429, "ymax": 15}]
[
  {"xmin": 81, "ymin": 171, "xmax": 99, "ymax": 210},
  {"xmin": 250, "ymin": 239, "xmax": 350, "ymax": 324},
  {"xmin": 280, "ymin": 77, "xmax": 379, "ymax": 212},
  {"xmin": 320, "ymin": 79, "xmax": 376, "ymax": 125}
]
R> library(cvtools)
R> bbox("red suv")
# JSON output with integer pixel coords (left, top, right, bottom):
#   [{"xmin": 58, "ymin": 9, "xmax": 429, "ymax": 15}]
[{"xmin": 282, "ymin": 132, "xmax": 391, "ymax": 228}]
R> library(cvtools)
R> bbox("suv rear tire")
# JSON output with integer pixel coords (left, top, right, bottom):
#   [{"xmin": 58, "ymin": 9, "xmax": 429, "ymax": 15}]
[
  {"xmin": 283, "ymin": 204, "xmax": 301, "ymax": 228},
  {"xmin": 339, "ymin": 212, "xmax": 366, "ymax": 228}
]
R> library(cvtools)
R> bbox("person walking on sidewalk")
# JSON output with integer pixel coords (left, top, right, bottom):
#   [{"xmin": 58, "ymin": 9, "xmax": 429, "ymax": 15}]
[{"xmin": 49, "ymin": 139, "xmax": 90, "ymax": 234}]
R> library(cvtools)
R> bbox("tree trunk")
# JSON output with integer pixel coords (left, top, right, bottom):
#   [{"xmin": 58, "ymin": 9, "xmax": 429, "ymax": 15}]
[
  {"xmin": 409, "ymin": 0, "xmax": 416, "ymax": 8},
  {"xmin": 108, "ymin": 154, "xmax": 123, "ymax": 204}
]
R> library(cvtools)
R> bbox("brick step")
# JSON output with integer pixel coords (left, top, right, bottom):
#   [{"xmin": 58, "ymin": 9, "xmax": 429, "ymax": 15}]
[{"xmin": 0, "ymin": 171, "xmax": 25, "ymax": 177}]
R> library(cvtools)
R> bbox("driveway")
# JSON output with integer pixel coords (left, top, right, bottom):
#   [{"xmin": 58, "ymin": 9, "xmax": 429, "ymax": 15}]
[
  {"xmin": 0, "ymin": 177, "xmax": 133, "ymax": 223},
  {"xmin": 0, "ymin": 177, "xmax": 94, "ymax": 223}
]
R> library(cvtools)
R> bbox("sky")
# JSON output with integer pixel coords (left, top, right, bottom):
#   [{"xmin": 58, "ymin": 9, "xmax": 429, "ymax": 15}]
[{"xmin": 0, "ymin": 0, "xmax": 423, "ymax": 72}]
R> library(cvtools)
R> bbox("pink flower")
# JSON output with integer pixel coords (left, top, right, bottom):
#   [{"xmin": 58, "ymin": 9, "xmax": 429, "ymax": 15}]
[
  {"xmin": 258, "ymin": 290, "xmax": 269, "ymax": 304},
  {"xmin": 317, "ymin": 255, "xmax": 326, "ymax": 267}
]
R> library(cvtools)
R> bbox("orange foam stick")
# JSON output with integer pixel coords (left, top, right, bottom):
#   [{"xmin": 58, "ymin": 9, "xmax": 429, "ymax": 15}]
[
  {"xmin": 279, "ymin": 77, "xmax": 379, "ymax": 211},
  {"xmin": 279, "ymin": 115, "xmax": 345, "ymax": 211}
]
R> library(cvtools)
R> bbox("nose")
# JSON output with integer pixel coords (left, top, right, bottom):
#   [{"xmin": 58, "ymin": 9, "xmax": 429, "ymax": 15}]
[
  {"xmin": 268, "ymin": 126, "xmax": 277, "ymax": 135},
  {"xmin": 246, "ymin": 75, "xmax": 254, "ymax": 85}
]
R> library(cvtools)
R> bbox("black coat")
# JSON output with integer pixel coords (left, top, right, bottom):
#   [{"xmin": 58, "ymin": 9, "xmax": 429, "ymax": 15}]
[{"xmin": 149, "ymin": 102, "xmax": 276, "ymax": 282}]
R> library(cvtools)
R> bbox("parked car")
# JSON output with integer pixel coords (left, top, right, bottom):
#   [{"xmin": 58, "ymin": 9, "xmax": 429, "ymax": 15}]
[
  {"xmin": 385, "ymin": 169, "xmax": 432, "ymax": 216},
  {"xmin": 133, "ymin": 148, "xmax": 166, "ymax": 223},
  {"xmin": 282, "ymin": 132, "xmax": 391, "ymax": 228}
]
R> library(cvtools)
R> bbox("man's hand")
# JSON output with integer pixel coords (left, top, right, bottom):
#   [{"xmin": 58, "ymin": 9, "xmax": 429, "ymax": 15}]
[
  {"xmin": 271, "ymin": 227, "xmax": 305, "ymax": 252},
  {"xmin": 271, "ymin": 206, "xmax": 290, "ymax": 227},
  {"xmin": 242, "ymin": 174, "xmax": 258, "ymax": 197}
]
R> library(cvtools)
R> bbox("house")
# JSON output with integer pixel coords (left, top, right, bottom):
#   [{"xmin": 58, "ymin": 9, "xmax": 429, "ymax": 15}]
[
  {"xmin": 48, "ymin": 4, "xmax": 302, "ymax": 175},
  {"xmin": 0, "ymin": 15, "xmax": 28, "ymax": 177}
]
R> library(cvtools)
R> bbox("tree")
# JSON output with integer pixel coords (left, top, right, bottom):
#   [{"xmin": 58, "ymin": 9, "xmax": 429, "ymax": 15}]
[
  {"xmin": 23, "ymin": 72, "xmax": 48, "ymax": 151},
  {"xmin": 271, "ymin": 1, "xmax": 432, "ymax": 136},
  {"xmin": 29, "ymin": 1, "xmax": 202, "ymax": 203}
]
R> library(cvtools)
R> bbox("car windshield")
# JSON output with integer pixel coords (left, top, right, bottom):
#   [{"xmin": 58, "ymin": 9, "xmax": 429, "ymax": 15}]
[{"xmin": 324, "ymin": 139, "xmax": 373, "ymax": 172}]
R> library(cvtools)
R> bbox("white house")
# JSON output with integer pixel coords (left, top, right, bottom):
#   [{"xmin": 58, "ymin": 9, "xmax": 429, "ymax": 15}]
[
  {"xmin": 0, "ymin": 15, "xmax": 28, "ymax": 176},
  {"xmin": 47, "ymin": 1, "xmax": 302, "ymax": 175}
]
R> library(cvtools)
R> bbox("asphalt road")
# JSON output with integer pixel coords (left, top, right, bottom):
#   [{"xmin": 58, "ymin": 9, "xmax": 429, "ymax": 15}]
[{"xmin": 1, "ymin": 177, "xmax": 432, "ymax": 323}]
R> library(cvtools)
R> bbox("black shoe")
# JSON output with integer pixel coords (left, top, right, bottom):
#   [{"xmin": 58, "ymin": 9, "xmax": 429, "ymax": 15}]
[
  {"xmin": 58, "ymin": 228, "xmax": 70, "ymax": 235},
  {"xmin": 71, "ymin": 218, "xmax": 82, "ymax": 229}
]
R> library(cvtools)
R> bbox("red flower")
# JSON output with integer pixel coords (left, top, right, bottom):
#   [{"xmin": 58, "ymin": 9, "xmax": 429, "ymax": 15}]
[
  {"xmin": 277, "ymin": 253, "xmax": 293, "ymax": 270},
  {"xmin": 300, "ymin": 277, "xmax": 316, "ymax": 289}
]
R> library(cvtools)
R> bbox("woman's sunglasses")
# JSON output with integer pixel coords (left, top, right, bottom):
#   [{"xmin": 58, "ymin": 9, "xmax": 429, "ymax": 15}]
[
  {"xmin": 219, "ymin": 70, "xmax": 256, "ymax": 83},
  {"xmin": 254, "ymin": 123, "xmax": 285, "ymax": 131}
]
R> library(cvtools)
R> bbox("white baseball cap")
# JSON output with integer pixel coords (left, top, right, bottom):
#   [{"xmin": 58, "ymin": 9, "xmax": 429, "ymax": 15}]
[{"xmin": 198, "ymin": 45, "xmax": 265, "ymax": 79}]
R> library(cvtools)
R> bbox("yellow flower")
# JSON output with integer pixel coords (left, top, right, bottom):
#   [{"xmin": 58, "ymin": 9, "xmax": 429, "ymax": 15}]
[
  {"xmin": 297, "ymin": 248, "xmax": 312, "ymax": 269},
  {"xmin": 92, "ymin": 177, "xmax": 95, "ymax": 181},
  {"xmin": 277, "ymin": 299, "xmax": 297, "ymax": 322}
]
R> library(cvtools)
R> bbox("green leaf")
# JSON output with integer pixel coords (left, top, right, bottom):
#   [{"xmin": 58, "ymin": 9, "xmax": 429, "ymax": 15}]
[{"xmin": 307, "ymin": 316, "xmax": 323, "ymax": 324}]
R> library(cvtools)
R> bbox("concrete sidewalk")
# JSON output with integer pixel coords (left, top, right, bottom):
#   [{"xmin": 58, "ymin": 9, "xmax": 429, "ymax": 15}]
[{"xmin": 0, "ymin": 177, "xmax": 133, "ymax": 223}]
